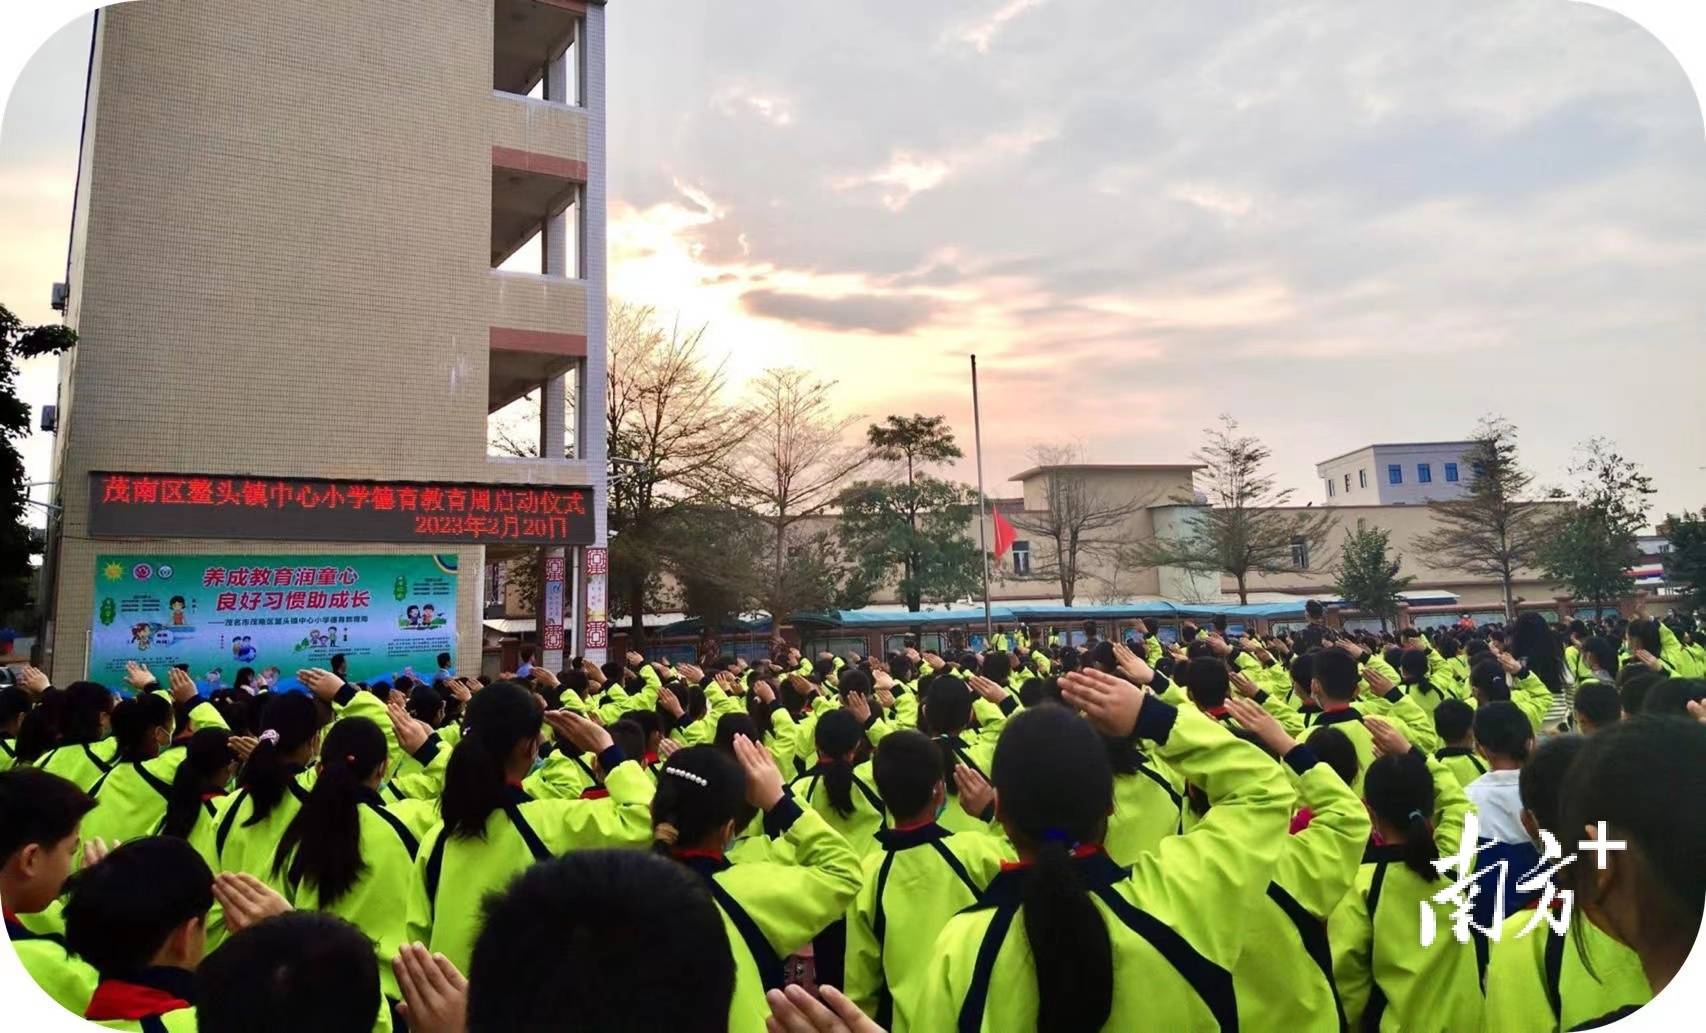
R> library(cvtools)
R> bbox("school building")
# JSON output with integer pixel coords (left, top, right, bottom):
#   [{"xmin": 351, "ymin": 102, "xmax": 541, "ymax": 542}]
[{"xmin": 38, "ymin": 0, "xmax": 613, "ymax": 687}]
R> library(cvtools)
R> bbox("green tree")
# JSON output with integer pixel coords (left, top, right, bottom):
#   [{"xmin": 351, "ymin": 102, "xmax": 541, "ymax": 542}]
[
  {"xmin": 1412, "ymin": 416, "xmax": 1547, "ymax": 621},
  {"xmin": 1537, "ymin": 438, "xmax": 1654, "ymax": 614},
  {"xmin": 1660, "ymin": 510, "xmax": 1706, "ymax": 612},
  {"xmin": 837, "ymin": 477, "xmax": 983, "ymax": 612},
  {"xmin": 666, "ymin": 505, "xmax": 766, "ymax": 641},
  {"xmin": 1, "ymin": 304, "xmax": 76, "ymax": 626},
  {"xmin": 1129, "ymin": 416, "xmax": 1333, "ymax": 604},
  {"xmin": 1332, "ymin": 526, "xmax": 1414, "ymax": 630}
]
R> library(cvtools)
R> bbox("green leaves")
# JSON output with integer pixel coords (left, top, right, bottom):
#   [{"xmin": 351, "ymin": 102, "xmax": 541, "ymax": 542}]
[{"xmin": 1332, "ymin": 527, "xmax": 1414, "ymax": 627}]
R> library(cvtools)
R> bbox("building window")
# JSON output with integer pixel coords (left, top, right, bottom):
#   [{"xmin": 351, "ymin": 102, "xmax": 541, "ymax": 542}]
[
  {"xmin": 1444, "ymin": 462, "xmax": 1459, "ymax": 483},
  {"xmin": 1388, "ymin": 464, "xmax": 1403, "ymax": 485},
  {"xmin": 1471, "ymin": 461, "xmax": 1486, "ymax": 480},
  {"xmin": 1417, "ymin": 463, "xmax": 1432, "ymax": 484},
  {"xmin": 1290, "ymin": 536, "xmax": 1310, "ymax": 570},
  {"xmin": 1358, "ymin": 468, "xmax": 1367, "ymax": 488},
  {"xmin": 1012, "ymin": 540, "xmax": 1032, "ymax": 576},
  {"xmin": 1327, "ymin": 479, "xmax": 1335, "ymax": 497},
  {"xmin": 1343, "ymin": 473, "xmax": 1351, "ymax": 492}
]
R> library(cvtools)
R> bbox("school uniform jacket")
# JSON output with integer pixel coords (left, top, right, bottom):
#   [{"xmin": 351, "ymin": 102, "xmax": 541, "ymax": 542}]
[
  {"xmin": 674, "ymin": 797, "xmax": 862, "ymax": 1033},
  {"xmin": 1228, "ymin": 746, "xmax": 1371, "ymax": 1033},
  {"xmin": 844, "ymin": 822, "xmax": 1011, "ymax": 1032},
  {"xmin": 911, "ymin": 700, "xmax": 1296, "ymax": 1032},
  {"xmin": 932, "ymin": 729, "xmax": 1001, "ymax": 837},
  {"xmin": 1435, "ymin": 746, "xmax": 1489, "ymax": 792},
  {"xmin": 5, "ymin": 907, "xmax": 99, "ymax": 1019},
  {"xmin": 192, "ymin": 767, "xmax": 313, "ymax": 953},
  {"xmin": 277, "ymin": 787, "xmax": 422, "ymax": 1002},
  {"xmin": 1481, "ymin": 906, "xmax": 1649, "ymax": 1033},
  {"xmin": 1103, "ymin": 757, "xmax": 1187, "ymax": 868},
  {"xmin": 790, "ymin": 759, "xmax": 888, "ymax": 857},
  {"xmin": 83, "ymin": 747, "xmax": 199, "ymax": 847},
  {"xmin": 408, "ymin": 750, "xmax": 654, "ymax": 974},
  {"xmin": 37, "ymin": 737, "xmax": 123, "ymax": 794},
  {"xmin": 83, "ymin": 965, "xmax": 198, "ymax": 1032},
  {"xmin": 1328, "ymin": 752, "xmax": 1483, "ymax": 1033}
]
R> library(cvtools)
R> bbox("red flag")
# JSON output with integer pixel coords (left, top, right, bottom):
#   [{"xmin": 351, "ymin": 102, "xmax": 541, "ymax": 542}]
[{"xmin": 992, "ymin": 509, "xmax": 1017, "ymax": 559}]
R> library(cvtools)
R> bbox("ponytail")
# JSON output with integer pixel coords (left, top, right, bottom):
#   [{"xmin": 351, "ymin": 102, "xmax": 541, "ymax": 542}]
[
  {"xmin": 162, "ymin": 729, "xmax": 237, "ymax": 838},
  {"xmin": 62, "ymin": 681, "xmax": 114, "ymax": 745},
  {"xmin": 1364, "ymin": 749, "xmax": 1440, "ymax": 881},
  {"xmin": 815, "ymin": 709, "xmax": 862, "ymax": 818},
  {"xmin": 993, "ymin": 707, "xmax": 1116, "ymax": 1033},
  {"xmin": 14, "ymin": 687, "xmax": 65, "ymax": 763},
  {"xmin": 440, "ymin": 682, "xmax": 540, "ymax": 841},
  {"xmin": 1024, "ymin": 839, "xmax": 1115, "ymax": 1033},
  {"xmin": 239, "ymin": 693, "xmax": 319, "ymax": 827},
  {"xmin": 273, "ymin": 718, "xmax": 386, "ymax": 905},
  {"xmin": 111, "ymin": 693, "xmax": 172, "ymax": 763},
  {"xmin": 745, "ymin": 678, "xmax": 776, "ymax": 738}
]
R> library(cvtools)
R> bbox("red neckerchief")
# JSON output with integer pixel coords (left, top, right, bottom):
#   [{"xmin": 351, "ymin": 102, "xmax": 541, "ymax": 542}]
[
  {"xmin": 580, "ymin": 787, "xmax": 610, "ymax": 799},
  {"xmin": 892, "ymin": 816, "xmax": 936, "ymax": 833},
  {"xmin": 999, "ymin": 843, "xmax": 1103, "ymax": 872},
  {"xmin": 1202, "ymin": 705, "xmax": 1231, "ymax": 720},
  {"xmin": 672, "ymin": 848, "xmax": 726, "ymax": 862},
  {"xmin": 85, "ymin": 979, "xmax": 190, "ymax": 1021}
]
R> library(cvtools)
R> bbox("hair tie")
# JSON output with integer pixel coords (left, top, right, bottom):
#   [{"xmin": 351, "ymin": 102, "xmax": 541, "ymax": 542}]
[
  {"xmin": 1041, "ymin": 827, "xmax": 1074, "ymax": 845},
  {"xmin": 653, "ymin": 822, "xmax": 680, "ymax": 846},
  {"xmin": 664, "ymin": 766, "xmax": 708, "ymax": 787},
  {"xmin": 1407, "ymin": 809, "xmax": 1427, "ymax": 825},
  {"xmin": 345, "ymin": 755, "xmax": 356, "ymax": 764},
  {"xmin": 258, "ymin": 729, "xmax": 281, "ymax": 745}
]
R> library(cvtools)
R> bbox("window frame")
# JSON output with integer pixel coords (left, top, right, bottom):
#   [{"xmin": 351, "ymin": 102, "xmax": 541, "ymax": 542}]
[
  {"xmin": 1417, "ymin": 462, "xmax": 1432, "ymax": 484},
  {"xmin": 1387, "ymin": 464, "xmax": 1403, "ymax": 485},
  {"xmin": 1444, "ymin": 462, "xmax": 1459, "ymax": 483}
]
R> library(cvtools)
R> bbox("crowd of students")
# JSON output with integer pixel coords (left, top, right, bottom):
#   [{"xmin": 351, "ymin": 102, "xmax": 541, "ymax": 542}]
[{"xmin": 2, "ymin": 605, "xmax": 1704, "ymax": 1032}]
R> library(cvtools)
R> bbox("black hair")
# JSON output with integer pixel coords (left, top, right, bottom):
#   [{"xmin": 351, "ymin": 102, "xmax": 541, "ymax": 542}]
[
  {"xmin": 814, "ymin": 708, "xmax": 864, "ymax": 818},
  {"xmin": 468, "ymin": 850, "xmax": 734, "ymax": 1033},
  {"xmin": 442, "ymin": 681, "xmax": 541, "ymax": 840},
  {"xmin": 520, "ymin": 646, "xmax": 536, "ymax": 663},
  {"xmin": 921, "ymin": 675, "xmax": 973, "ymax": 735},
  {"xmin": 273, "ymin": 717, "xmax": 388, "ymax": 906},
  {"xmin": 1288, "ymin": 652, "xmax": 1315, "ymax": 692},
  {"xmin": 712, "ymin": 713, "xmax": 759, "ymax": 752},
  {"xmin": 1305, "ymin": 726, "xmax": 1360, "ymax": 787},
  {"xmin": 1470, "ymin": 659, "xmax": 1512, "ymax": 701},
  {"xmin": 608, "ymin": 718, "xmax": 647, "ymax": 764},
  {"xmin": 407, "ymin": 684, "xmax": 446, "ymax": 726},
  {"xmin": 1184, "ymin": 657, "xmax": 1229, "ymax": 709},
  {"xmin": 63, "ymin": 836, "xmax": 213, "ymax": 976},
  {"xmin": 436, "ymin": 652, "xmax": 452, "ymax": 669},
  {"xmin": 59, "ymin": 680, "xmax": 114, "ymax": 745},
  {"xmin": 162, "ymin": 728, "xmax": 238, "ymax": 839},
  {"xmin": 0, "ymin": 684, "xmax": 29, "ymax": 733},
  {"xmin": 1363, "ymin": 749, "xmax": 1439, "ymax": 880},
  {"xmin": 873, "ymin": 729, "xmax": 942, "ymax": 821},
  {"xmin": 744, "ymin": 678, "xmax": 777, "ymax": 738},
  {"xmin": 1642, "ymin": 678, "xmax": 1706, "ymax": 719},
  {"xmin": 112, "ymin": 692, "xmax": 175, "ymax": 764},
  {"xmin": 0, "ymin": 767, "xmax": 95, "ymax": 864},
  {"xmin": 1518, "ymin": 734, "xmax": 1587, "ymax": 838},
  {"xmin": 1437, "ymin": 637, "xmax": 1461, "ymax": 660},
  {"xmin": 240, "ymin": 693, "xmax": 321, "ymax": 827},
  {"xmin": 1509, "ymin": 613, "xmax": 1564, "ymax": 693},
  {"xmin": 1433, "ymin": 698, "xmax": 1475, "ymax": 745},
  {"xmin": 1306, "ymin": 599, "xmax": 1325, "ymax": 619},
  {"xmin": 1580, "ymin": 635, "xmax": 1619, "ymax": 677},
  {"xmin": 1574, "ymin": 681, "xmax": 1622, "ymax": 730},
  {"xmin": 1616, "ymin": 665, "xmax": 1669, "ymax": 716},
  {"xmin": 991, "ymin": 705, "xmax": 1116, "ymax": 1033},
  {"xmin": 207, "ymin": 689, "xmax": 259, "ymax": 737},
  {"xmin": 1313, "ymin": 650, "xmax": 1359, "ymax": 701},
  {"xmin": 1399, "ymin": 649, "xmax": 1428, "ymax": 682},
  {"xmin": 980, "ymin": 651, "xmax": 1012, "ymax": 682},
  {"xmin": 1472, "ymin": 701, "xmax": 1532, "ymax": 762},
  {"xmin": 648, "ymin": 745, "xmax": 746, "ymax": 855},
  {"xmin": 197, "ymin": 911, "xmax": 379, "ymax": 1033},
  {"xmin": 1626, "ymin": 618, "xmax": 1662, "ymax": 656},
  {"xmin": 1559, "ymin": 717, "xmax": 1706, "ymax": 962}
]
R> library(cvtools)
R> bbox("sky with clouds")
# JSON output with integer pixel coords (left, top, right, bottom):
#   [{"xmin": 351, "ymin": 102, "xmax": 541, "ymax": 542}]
[{"xmin": 4, "ymin": 0, "xmax": 1706, "ymax": 522}]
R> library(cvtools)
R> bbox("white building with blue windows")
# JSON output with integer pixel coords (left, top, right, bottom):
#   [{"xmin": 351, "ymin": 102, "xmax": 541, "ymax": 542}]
[{"xmin": 1315, "ymin": 441, "xmax": 1477, "ymax": 506}]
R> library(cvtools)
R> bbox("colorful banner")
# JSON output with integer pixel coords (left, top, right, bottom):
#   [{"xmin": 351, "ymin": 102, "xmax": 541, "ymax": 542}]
[{"xmin": 90, "ymin": 554, "xmax": 459, "ymax": 692}]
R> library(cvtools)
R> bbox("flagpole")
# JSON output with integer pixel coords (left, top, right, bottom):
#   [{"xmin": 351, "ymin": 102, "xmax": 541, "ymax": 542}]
[{"xmin": 971, "ymin": 355, "xmax": 993, "ymax": 639}]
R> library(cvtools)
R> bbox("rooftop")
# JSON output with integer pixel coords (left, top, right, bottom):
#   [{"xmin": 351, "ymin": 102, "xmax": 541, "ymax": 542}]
[
  {"xmin": 1010, "ymin": 463, "xmax": 1204, "ymax": 482},
  {"xmin": 1314, "ymin": 441, "xmax": 1476, "ymax": 468}
]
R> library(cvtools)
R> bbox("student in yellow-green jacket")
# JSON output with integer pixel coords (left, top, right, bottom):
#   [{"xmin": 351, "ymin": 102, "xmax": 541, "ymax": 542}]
[
  {"xmin": 1329, "ymin": 717, "xmax": 1483, "ymax": 1033},
  {"xmin": 1299, "ymin": 648, "xmax": 1432, "ymax": 792},
  {"xmin": 157, "ymin": 728, "xmax": 243, "ymax": 842},
  {"xmin": 1481, "ymin": 734, "xmax": 1649, "ymax": 1033},
  {"xmin": 0, "ymin": 684, "xmax": 32, "ymax": 772},
  {"xmin": 844, "ymin": 730, "xmax": 1012, "ymax": 1032},
  {"xmin": 1, "ymin": 767, "xmax": 101, "ymax": 1019},
  {"xmin": 270, "ymin": 716, "xmax": 421, "ymax": 1020},
  {"xmin": 1398, "ymin": 648, "xmax": 1459, "ymax": 719},
  {"xmin": 919, "ymin": 675, "xmax": 1008, "ymax": 835},
  {"xmin": 82, "ymin": 690, "xmax": 234, "ymax": 849},
  {"xmin": 31, "ymin": 680, "xmax": 119, "ymax": 793},
  {"xmin": 912, "ymin": 670, "xmax": 1296, "ymax": 1032},
  {"xmin": 196, "ymin": 909, "xmax": 385, "ymax": 1033},
  {"xmin": 789, "ymin": 706, "xmax": 888, "ymax": 857},
  {"xmin": 1470, "ymin": 653, "xmax": 1557, "ymax": 736},
  {"xmin": 1220, "ymin": 696, "xmax": 1372, "ymax": 1033},
  {"xmin": 653, "ymin": 737, "xmax": 863, "ymax": 1033},
  {"xmin": 1432, "ymin": 699, "xmax": 1489, "ymax": 790},
  {"xmin": 409, "ymin": 683, "xmax": 655, "ymax": 975},
  {"xmin": 63, "ymin": 836, "xmax": 212, "ymax": 1032}
]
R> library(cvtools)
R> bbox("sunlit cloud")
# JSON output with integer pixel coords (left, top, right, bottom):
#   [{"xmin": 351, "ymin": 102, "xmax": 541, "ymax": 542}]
[
  {"xmin": 709, "ymin": 82, "xmax": 795, "ymax": 127},
  {"xmin": 829, "ymin": 152, "xmax": 953, "ymax": 211},
  {"xmin": 947, "ymin": 0, "xmax": 1049, "ymax": 55}
]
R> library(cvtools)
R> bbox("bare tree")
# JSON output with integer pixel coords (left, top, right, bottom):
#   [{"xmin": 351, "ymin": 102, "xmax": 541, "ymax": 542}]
[
  {"xmin": 1415, "ymin": 416, "xmax": 1548, "ymax": 620},
  {"xmin": 1128, "ymin": 415, "xmax": 1333, "ymax": 604},
  {"xmin": 727, "ymin": 368, "xmax": 874, "ymax": 629},
  {"xmin": 1008, "ymin": 443, "xmax": 1154, "ymax": 607}
]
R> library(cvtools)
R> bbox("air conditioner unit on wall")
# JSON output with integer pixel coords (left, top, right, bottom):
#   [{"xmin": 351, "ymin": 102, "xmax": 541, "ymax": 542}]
[
  {"xmin": 51, "ymin": 282, "xmax": 68, "ymax": 312},
  {"xmin": 41, "ymin": 405, "xmax": 57, "ymax": 432}
]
